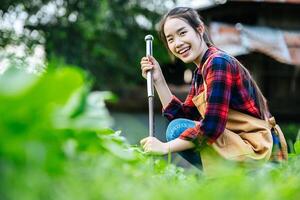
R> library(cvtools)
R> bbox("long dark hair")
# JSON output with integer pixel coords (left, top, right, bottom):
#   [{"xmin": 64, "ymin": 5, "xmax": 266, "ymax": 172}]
[
  {"xmin": 237, "ymin": 61, "xmax": 271, "ymax": 120},
  {"xmin": 158, "ymin": 7, "xmax": 270, "ymax": 120}
]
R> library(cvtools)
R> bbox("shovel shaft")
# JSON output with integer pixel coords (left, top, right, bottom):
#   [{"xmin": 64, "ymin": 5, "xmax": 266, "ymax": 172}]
[
  {"xmin": 145, "ymin": 35, "xmax": 154, "ymax": 97},
  {"xmin": 145, "ymin": 35, "xmax": 155, "ymax": 137},
  {"xmin": 148, "ymin": 96, "xmax": 154, "ymax": 137}
]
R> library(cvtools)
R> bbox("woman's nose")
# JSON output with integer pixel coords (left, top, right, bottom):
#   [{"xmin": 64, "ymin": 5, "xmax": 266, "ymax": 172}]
[{"xmin": 174, "ymin": 38, "xmax": 184, "ymax": 48}]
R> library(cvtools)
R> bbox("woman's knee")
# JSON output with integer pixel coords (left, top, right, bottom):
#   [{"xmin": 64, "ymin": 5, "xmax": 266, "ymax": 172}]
[{"xmin": 166, "ymin": 118, "xmax": 195, "ymax": 142}]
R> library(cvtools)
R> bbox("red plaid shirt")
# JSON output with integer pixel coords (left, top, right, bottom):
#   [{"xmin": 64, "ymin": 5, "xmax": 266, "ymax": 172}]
[{"xmin": 163, "ymin": 46, "xmax": 262, "ymax": 144}]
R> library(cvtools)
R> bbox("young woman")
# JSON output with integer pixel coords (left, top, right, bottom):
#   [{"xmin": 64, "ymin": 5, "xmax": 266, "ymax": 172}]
[{"xmin": 140, "ymin": 7, "xmax": 287, "ymax": 170}]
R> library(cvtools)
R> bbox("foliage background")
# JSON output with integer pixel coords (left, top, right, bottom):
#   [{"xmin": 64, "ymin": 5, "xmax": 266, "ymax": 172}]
[{"xmin": 0, "ymin": 0, "xmax": 172, "ymax": 90}]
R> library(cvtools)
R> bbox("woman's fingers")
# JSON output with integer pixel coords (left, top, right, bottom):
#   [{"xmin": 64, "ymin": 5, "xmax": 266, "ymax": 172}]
[
  {"xmin": 140, "ymin": 62, "xmax": 153, "ymax": 69},
  {"xmin": 147, "ymin": 55, "xmax": 153, "ymax": 62},
  {"xmin": 141, "ymin": 57, "xmax": 151, "ymax": 63},
  {"xmin": 140, "ymin": 57, "xmax": 153, "ymax": 70},
  {"xmin": 147, "ymin": 55, "xmax": 157, "ymax": 64},
  {"xmin": 141, "ymin": 56, "xmax": 148, "ymax": 61},
  {"xmin": 143, "ymin": 143, "xmax": 149, "ymax": 152},
  {"xmin": 140, "ymin": 137, "xmax": 155, "ymax": 151},
  {"xmin": 140, "ymin": 137, "xmax": 154, "ymax": 148},
  {"xmin": 140, "ymin": 60, "xmax": 152, "ymax": 67},
  {"xmin": 140, "ymin": 137, "xmax": 150, "ymax": 146},
  {"xmin": 141, "ymin": 56, "xmax": 155, "ymax": 65},
  {"xmin": 141, "ymin": 65, "xmax": 153, "ymax": 78},
  {"xmin": 141, "ymin": 66, "xmax": 153, "ymax": 73},
  {"xmin": 142, "ymin": 141, "xmax": 151, "ymax": 153}
]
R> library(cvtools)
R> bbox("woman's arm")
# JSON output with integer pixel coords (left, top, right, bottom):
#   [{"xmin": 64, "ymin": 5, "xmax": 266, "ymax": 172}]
[
  {"xmin": 140, "ymin": 137, "xmax": 195, "ymax": 155},
  {"xmin": 141, "ymin": 56, "xmax": 172, "ymax": 108},
  {"xmin": 140, "ymin": 56, "xmax": 199, "ymax": 120},
  {"xmin": 154, "ymin": 77, "xmax": 173, "ymax": 109}
]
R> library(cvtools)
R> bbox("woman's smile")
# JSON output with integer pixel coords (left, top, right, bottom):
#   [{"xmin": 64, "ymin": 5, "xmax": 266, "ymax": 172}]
[{"xmin": 177, "ymin": 46, "xmax": 191, "ymax": 57}]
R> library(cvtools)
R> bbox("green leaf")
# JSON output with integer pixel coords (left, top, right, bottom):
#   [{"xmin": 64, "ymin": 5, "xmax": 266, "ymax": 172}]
[
  {"xmin": 294, "ymin": 140, "xmax": 300, "ymax": 155},
  {"xmin": 53, "ymin": 91, "xmax": 113, "ymax": 131},
  {"xmin": 102, "ymin": 139, "xmax": 136, "ymax": 161}
]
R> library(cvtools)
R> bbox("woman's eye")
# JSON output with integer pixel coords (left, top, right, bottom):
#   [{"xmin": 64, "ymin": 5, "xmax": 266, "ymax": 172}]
[
  {"xmin": 167, "ymin": 38, "xmax": 173, "ymax": 43},
  {"xmin": 180, "ymin": 31, "xmax": 186, "ymax": 36}
]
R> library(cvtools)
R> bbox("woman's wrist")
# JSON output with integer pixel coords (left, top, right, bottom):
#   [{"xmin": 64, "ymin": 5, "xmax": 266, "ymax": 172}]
[
  {"xmin": 154, "ymin": 75, "xmax": 166, "ymax": 86},
  {"xmin": 166, "ymin": 139, "xmax": 195, "ymax": 153},
  {"xmin": 163, "ymin": 142, "xmax": 171, "ymax": 155}
]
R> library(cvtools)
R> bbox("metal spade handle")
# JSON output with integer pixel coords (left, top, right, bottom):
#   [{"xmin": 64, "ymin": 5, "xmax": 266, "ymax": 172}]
[{"xmin": 144, "ymin": 35, "xmax": 155, "ymax": 137}]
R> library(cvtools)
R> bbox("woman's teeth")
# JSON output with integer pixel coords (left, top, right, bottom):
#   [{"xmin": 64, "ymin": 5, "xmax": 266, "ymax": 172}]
[{"xmin": 179, "ymin": 47, "xmax": 190, "ymax": 54}]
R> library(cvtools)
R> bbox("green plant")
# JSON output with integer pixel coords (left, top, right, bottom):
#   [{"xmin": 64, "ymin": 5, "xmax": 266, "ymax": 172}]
[{"xmin": 1, "ymin": 65, "xmax": 300, "ymax": 200}]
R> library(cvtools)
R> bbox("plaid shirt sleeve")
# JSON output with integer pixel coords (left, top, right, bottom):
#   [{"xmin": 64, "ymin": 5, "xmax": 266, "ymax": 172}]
[
  {"xmin": 162, "ymin": 74, "xmax": 201, "ymax": 121},
  {"xmin": 179, "ymin": 57, "xmax": 235, "ymax": 143}
]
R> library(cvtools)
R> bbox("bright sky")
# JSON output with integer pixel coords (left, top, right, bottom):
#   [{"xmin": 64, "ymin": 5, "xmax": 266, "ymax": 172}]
[{"xmin": 176, "ymin": 0, "xmax": 215, "ymax": 8}]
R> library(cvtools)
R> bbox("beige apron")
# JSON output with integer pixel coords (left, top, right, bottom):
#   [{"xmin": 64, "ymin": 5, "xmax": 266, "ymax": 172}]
[{"xmin": 192, "ymin": 55, "xmax": 288, "ymax": 173}]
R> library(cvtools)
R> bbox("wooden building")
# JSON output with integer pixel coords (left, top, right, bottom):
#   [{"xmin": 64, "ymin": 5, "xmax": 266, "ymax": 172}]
[{"xmin": 195, "ymin": 0, "xmax": 300, "ymax": 121}]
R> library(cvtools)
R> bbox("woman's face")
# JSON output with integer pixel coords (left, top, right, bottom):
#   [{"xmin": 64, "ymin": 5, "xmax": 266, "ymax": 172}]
[{"xmin": 164, "ymin": 17, "xmax": 204, "ymax": 64}]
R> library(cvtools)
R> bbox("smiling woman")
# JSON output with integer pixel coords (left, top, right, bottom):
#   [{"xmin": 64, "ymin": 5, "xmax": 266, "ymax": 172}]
[{"xmin": 139, "ymin": 7, "xmax": 288, "ymax": 172}]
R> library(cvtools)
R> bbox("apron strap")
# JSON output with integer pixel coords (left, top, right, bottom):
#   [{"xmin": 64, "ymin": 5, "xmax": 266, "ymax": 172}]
[{"xmin": 268, "ymin": 117, "xmax": 289, "ymax": 160}]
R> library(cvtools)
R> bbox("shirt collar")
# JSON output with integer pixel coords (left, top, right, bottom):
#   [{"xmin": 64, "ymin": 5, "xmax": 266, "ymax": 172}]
[{"xmin": 198, "ymin": 46, "xmax": 219, "ymax": 70}]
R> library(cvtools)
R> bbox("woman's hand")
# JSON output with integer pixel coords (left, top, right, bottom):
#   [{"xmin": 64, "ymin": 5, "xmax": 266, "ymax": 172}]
[
  {"xmin": 140, "ymin": 56, "xmax": 163, "ymax": 84},
  {"xmin": 140, "ymin": 137, "xmax": 169, "ymax": 155}
]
